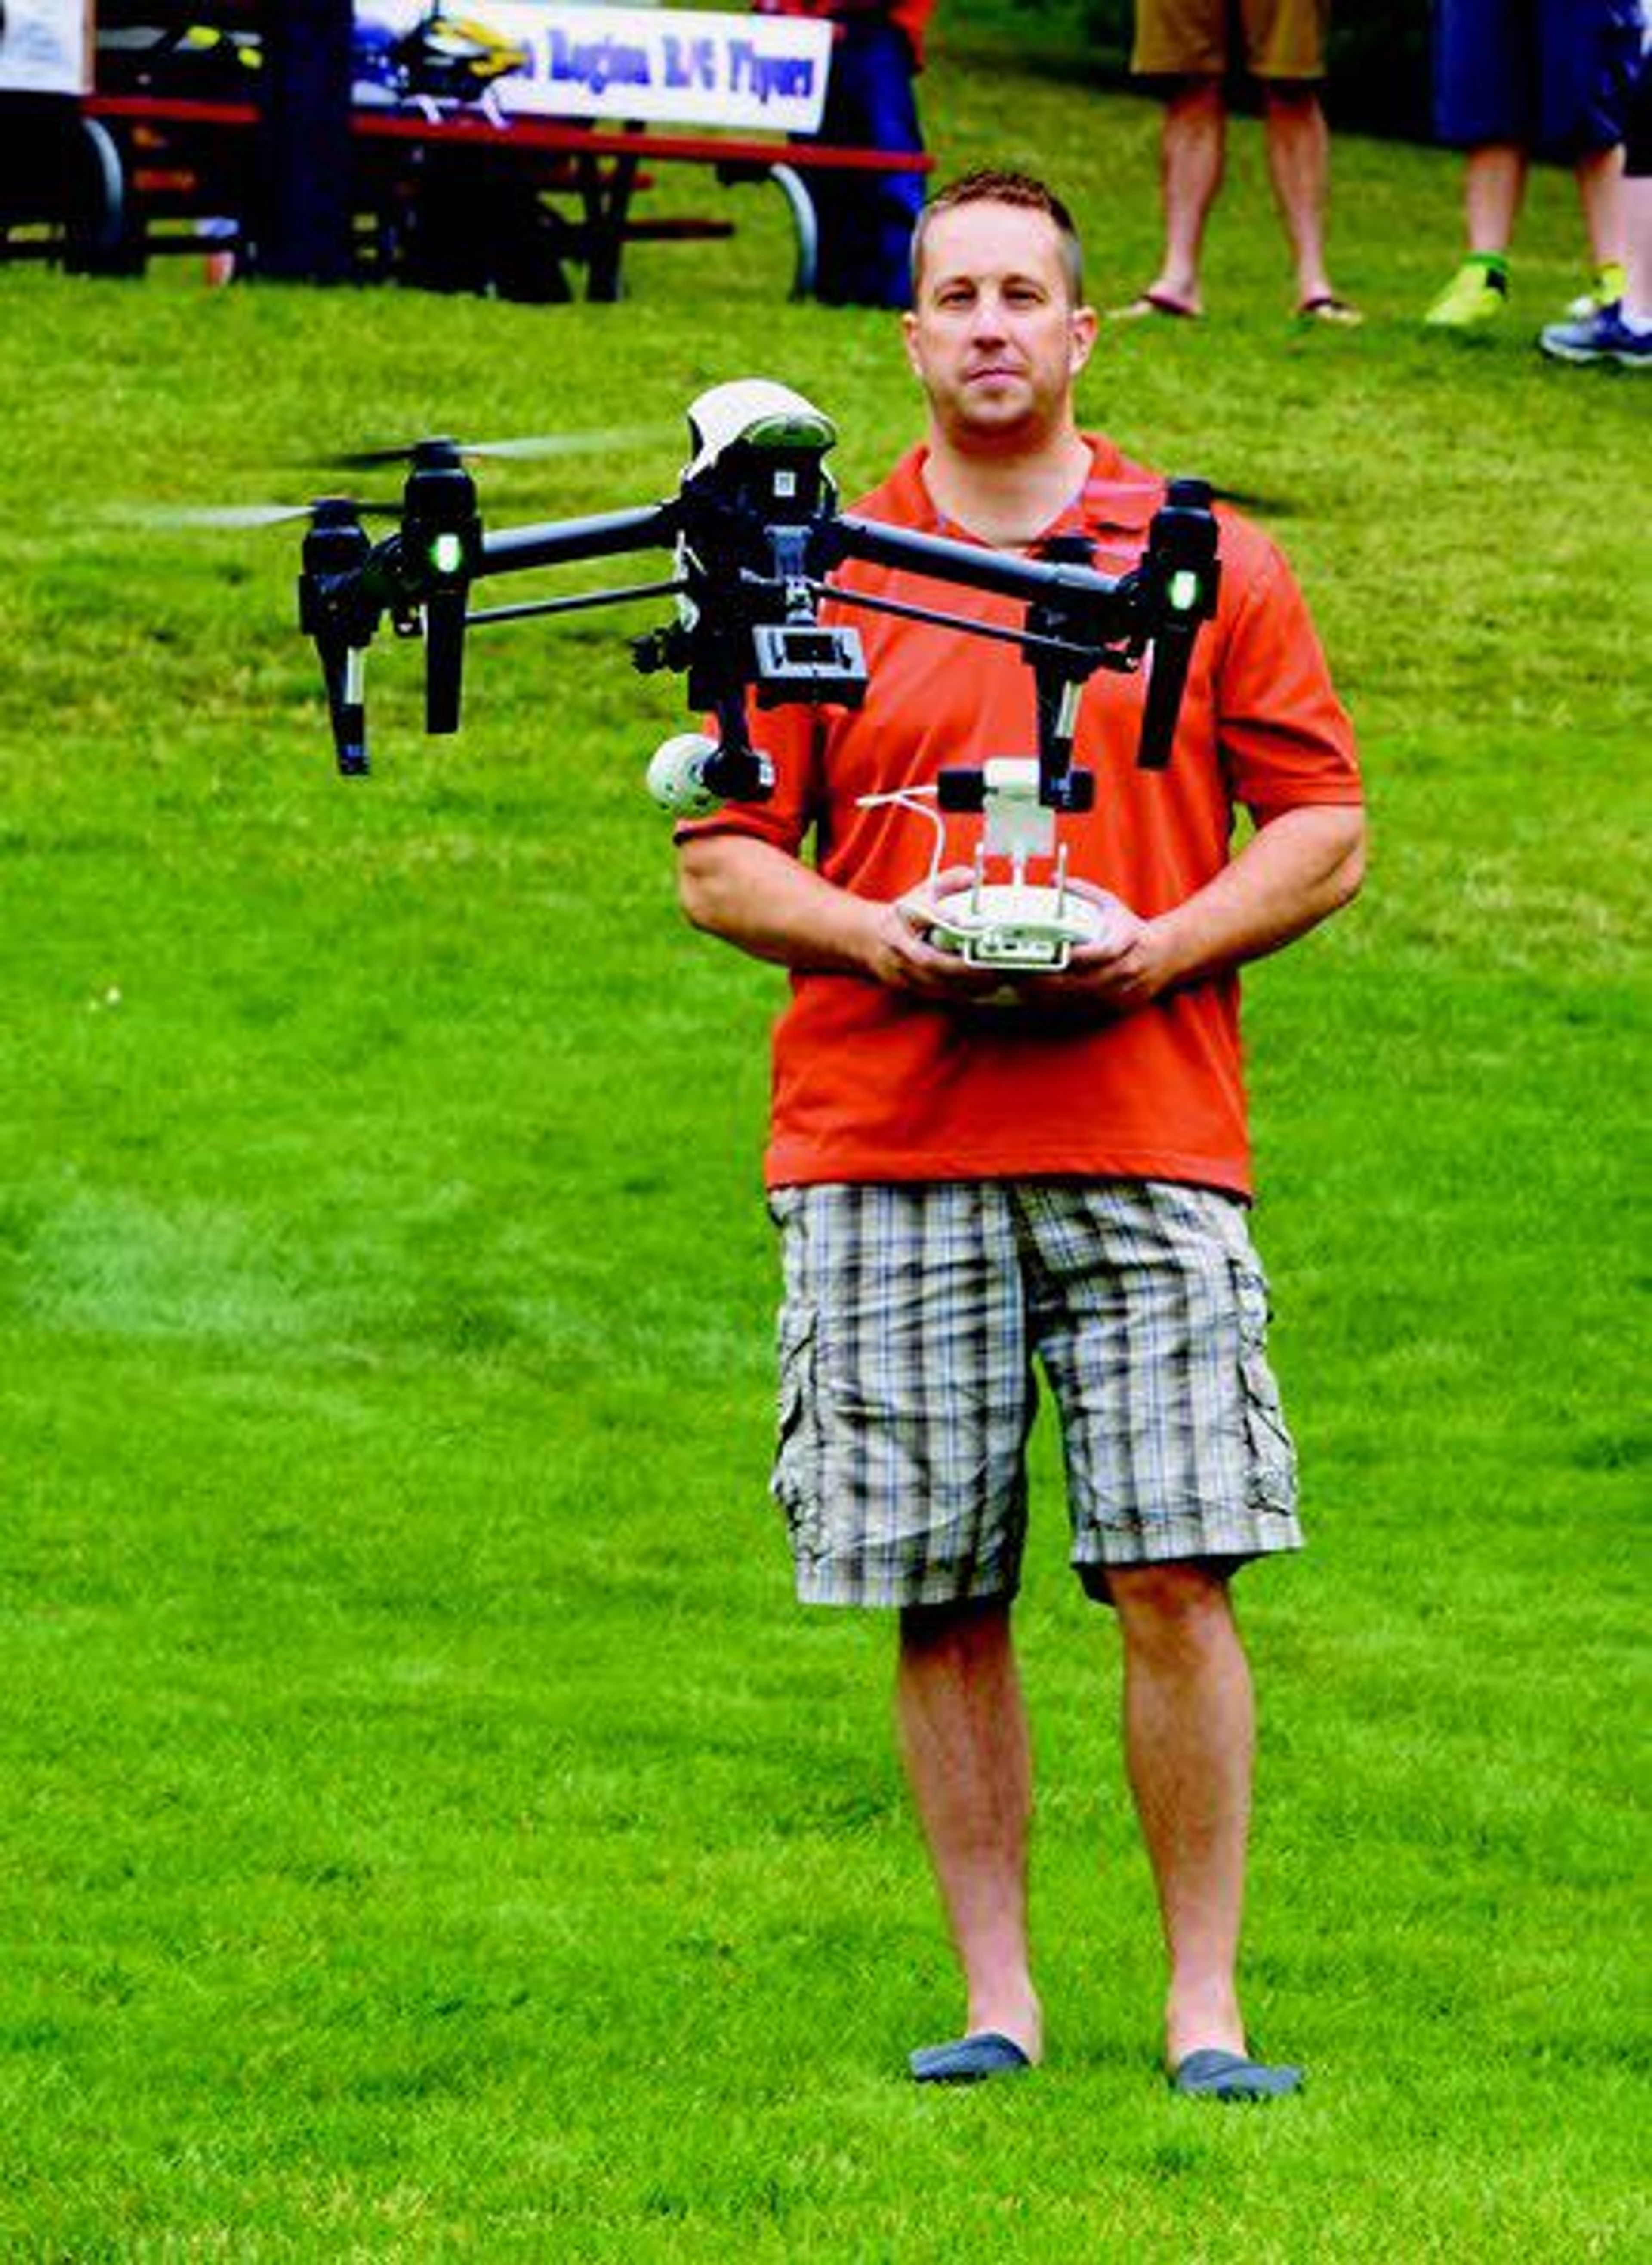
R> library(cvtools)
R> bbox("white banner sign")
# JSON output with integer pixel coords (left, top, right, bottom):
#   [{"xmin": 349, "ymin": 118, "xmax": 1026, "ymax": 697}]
[
  {"xmin": 356, "ymin": 6, "xmax": 833, "ymax": 133},
  {"xmin": 0, "ymin": 0, "xmax": 91, "ymax": 96}
]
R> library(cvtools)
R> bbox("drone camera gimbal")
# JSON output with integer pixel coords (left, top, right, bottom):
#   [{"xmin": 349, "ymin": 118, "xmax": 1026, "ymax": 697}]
[{"xmin": 292, "ymin": 383, "xmax": 1223, "ymax": 847}]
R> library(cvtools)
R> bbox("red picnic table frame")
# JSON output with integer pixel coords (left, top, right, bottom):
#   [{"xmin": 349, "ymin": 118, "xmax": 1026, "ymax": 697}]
[{"xmin": 74, "ymin": 91, "xmax": 934, "ymax": 299}]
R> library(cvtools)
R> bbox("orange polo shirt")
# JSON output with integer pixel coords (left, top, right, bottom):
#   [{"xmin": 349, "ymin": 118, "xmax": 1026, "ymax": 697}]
[{"xmin": 678, "ymin": 437, "xmax": 1361, "ymax": 1197}]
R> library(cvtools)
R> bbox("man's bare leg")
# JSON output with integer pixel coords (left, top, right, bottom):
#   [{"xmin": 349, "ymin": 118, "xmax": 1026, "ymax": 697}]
[
  {"xmin": 1464, "ymin": 142, "xmax": 1528, "ymax": 253},
  {"xmin": 897, "ymin": 1597, "xmax": 1042, "ymax": 2058},
  {"xmin": 1142, "ymin": 77, "xmax": 1226, "ymax": 312},
  {"xmin": 1108, "ymin": 1561, "xmax": 1254, "ymax": 2068},
  {"xmin": 1624, "ymin": 173, "xmax": 1652, "ymax": 316},
  {"xmin": 1261, "ymin": 83, "xmax": 1337, "ymax": 306},
  {"xmin": 1575, "ymin": 143, "xmax": 1626, "ymax": 272}
]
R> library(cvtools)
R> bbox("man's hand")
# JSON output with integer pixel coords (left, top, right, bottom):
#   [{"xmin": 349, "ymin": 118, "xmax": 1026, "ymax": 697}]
[
  {"xmin": 680, "ymin": 839, "xmax": 1005, "ymax": 993},
  {"xmin": 866, "ymin": 867, "xmax": 1010, "ymax": 999},
  {"xmin": 1010, "ymin": 804, "xmax": 1367, "ymax": 1015},
  {"xmin": 881, "ymin": 872, "xmax": 1167, "ymax": 1012},
  {"xmin": 1008, "ymin": 879, "xmax": 1173, "ymax": 1016},
  {"xmin": 681, "ymin": 805, "xmax": 1362, "ymax": 1014}
]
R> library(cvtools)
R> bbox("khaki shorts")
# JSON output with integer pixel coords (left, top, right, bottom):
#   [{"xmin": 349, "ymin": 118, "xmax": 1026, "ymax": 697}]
[
  {"xmin": 1132, "ymin": 0, "xmax": 1331, "ymax": 81},
  {"xmin": 767, "ymin": 1180, "xmax": 1302, "ymax": 1609}
]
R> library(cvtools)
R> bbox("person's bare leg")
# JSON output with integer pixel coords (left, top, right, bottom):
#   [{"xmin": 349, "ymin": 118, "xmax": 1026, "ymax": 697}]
[
  {"xmin": 1464, "ymin": 142, "xmax": 1528, "ymax": 253},
  {"xmin": 1622, "ymin": 173, "xmax": 1652, "ymax": 318},
  {"xmin": 1575, "ymin": 143, "xmax": 1626, "ymax": 271},
  {"xmin": 1261, "ymin": 83, "xmax": 1336, "ymax": 305},
  {"xmin": 1109, "ymin": 1562, "xmax": 1254, "ymax": 2067},
  {"xmin": 897, "ymin": 1597, "xmax": 1041, "ymax": 2057},
  {"xmin": 1143, "ymin": 77, "xmax": 1226, "ymax": 312}
]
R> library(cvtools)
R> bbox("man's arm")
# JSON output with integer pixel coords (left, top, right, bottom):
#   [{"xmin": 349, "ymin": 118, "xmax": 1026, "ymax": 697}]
[
  {"xmin": 1018, "ymin": 802, "xmax": 1365, "ymax": 1013},
  {"xmin": 677, "ymin": 833, "xmax": 1005, "ymax": 1000}
]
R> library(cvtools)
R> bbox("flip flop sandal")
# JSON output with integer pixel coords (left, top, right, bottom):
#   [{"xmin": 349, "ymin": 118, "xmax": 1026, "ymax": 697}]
[
  {"xmin": 1297, "ymin": 295, "xmax": 1363, "ymax": 326},
  {"xmin": 1108, "ymin": 290, "xmax": 1202, "ymax": 321}
]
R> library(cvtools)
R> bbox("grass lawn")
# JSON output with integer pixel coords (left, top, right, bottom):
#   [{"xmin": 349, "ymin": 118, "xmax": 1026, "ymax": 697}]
[{"xmin": 0, "ymin": 28, "xmax": 1647, "ymax": 2260}]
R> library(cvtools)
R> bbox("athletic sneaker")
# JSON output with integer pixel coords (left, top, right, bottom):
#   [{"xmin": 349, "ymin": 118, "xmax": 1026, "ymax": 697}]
[
  {"xmin": 1424, "ymin": 257, "xmax": 1509, "ymax": 329},
  {"xmin": 1565, "ymin": 261, "xmax": 1628, "ymax": 320},
  {"xmin": 1538, "ymin": 304, "xmax": 1652, "ymax": 370}
]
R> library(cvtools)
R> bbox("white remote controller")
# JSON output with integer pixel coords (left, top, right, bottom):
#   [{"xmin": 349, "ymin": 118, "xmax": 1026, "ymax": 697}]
[
  {"xmin": 860, "ymin": 758, "xmax": 1118, "ymax": 975},
  {"xmin": 924, "ymin": 879, "xmax": 1111, "ymax": 972}
]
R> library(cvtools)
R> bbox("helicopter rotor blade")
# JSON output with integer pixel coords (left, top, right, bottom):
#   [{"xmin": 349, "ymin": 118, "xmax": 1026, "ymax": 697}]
[
  {"xmin": 327, "ymin": 423, "xmax": 669, "ymax": 472},
  {"xmin": 119, "ymin": 499, "xmax": 403, "ymax": 531},
  {"xmin": 459, "ymin": 426, "xmax": 670, "ymax": 462},
  {"xmin": 1207, "ymin": 485, "xmax": 1293, "ymax": 517}
]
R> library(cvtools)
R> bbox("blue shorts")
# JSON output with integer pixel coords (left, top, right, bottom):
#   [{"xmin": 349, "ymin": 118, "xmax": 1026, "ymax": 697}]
[
  {"xmin": 1628, "ymin": 47, "xmax": 1652, "ymax": 175},
  {"xmin": 804, "ymin": 23, "xmax": 925, "ymax": 309},
  {"xmin": 1433, "ymin": 0, "xmax": 1645, "ymax": 159}
]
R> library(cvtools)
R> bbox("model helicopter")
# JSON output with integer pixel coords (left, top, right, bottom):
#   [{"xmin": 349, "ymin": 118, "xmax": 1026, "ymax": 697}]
[
  {"xmin": 99, "ymin": 6, "xmax": 528, "ymax": 114},
  {"xmin": 293, "ymin": 380, "xmax": 1221, "ymax": 971},
  {"xmin": 353, "ymin": 7, "xmax": 529, "ymax": 120}
]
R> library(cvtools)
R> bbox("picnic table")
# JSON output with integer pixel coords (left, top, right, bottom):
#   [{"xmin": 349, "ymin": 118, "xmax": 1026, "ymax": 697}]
[
  {"xmin": 67, "ymin": 88, "xmax": 932, "ymax": 300},
  {"xmin": 2, "ymin": 6, "xmax": 932, "ymax": 301}
]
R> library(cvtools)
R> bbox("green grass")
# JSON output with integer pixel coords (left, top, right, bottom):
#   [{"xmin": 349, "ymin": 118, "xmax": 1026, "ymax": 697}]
[{"xmin": 0, "ymin": 38, "xmax": 1648, "ymax": 2260}]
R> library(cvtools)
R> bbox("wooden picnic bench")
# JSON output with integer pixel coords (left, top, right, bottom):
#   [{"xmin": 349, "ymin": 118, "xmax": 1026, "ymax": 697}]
[{"xmin": 52, "ymin": 90, "xmax": 932, "ymax": 300}]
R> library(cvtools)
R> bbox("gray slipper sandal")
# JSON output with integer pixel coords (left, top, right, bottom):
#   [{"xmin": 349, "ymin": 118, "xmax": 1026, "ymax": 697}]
[
  {"xmin": 1172, "ymin": 2048, "xmax": 1305, "ymax": 2101},
  {"xmin": 909, "ymin": 2031, "xmax": 1032, "ymax": 2085}
]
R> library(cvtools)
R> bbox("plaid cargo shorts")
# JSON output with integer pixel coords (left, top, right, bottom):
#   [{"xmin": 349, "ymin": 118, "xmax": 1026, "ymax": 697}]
[{"xmin": 767, "ymin": 1179, "xmax": 1303, "ymax": 1608}]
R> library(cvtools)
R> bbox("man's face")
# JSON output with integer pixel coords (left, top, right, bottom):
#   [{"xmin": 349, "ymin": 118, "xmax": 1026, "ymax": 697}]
[{"xmin": 903, "ymin": 201, "xmax": 1097, "ymax": 448}]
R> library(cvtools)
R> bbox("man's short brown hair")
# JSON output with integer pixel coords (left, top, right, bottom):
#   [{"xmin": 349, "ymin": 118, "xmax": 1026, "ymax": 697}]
[{"xmin": 910, "ymin": 170, "xmax": 1086, "ymax": 303}]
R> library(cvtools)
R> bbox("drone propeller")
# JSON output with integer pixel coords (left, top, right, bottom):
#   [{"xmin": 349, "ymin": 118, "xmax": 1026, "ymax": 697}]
[
  {"xmin": 327, "ymin": 424, "xmax": 668, "ymax": 472},
  {"xmin": 1206, "ymin": 484, "xmax": 1292, "ymax": 517},
  {"xmin": 1097, "ymin": 478, "xmax": 1291, "ymax": 520},
  {"xmin": 123, "ymin": 498, "xmax": 403, "ymax": 531}
]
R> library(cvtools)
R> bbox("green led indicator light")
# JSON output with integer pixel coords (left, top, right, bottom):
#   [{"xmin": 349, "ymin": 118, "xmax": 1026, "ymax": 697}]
[
  {"xmin": 431, "ymin": 532, "xmax": 465, "ymax": 576},
  {"xmin": 1169, "ymin": 569, "xmax": 1200, "ymax": 611}
]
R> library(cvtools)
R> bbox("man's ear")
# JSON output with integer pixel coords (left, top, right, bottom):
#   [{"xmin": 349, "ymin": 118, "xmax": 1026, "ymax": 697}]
[
  {"xmin": 1069, "ymin": 304, "xmax": 1099, "ymax": 377},
  {"xmin": 902, "ymin": 309, "xmax": 925, "ymax": 380}
]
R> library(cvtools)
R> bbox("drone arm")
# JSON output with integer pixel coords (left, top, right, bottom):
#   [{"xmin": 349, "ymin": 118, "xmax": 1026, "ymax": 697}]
[
  {"xmin": 836, "ymin": 492, "xmax": 1221, "ymax": 781},
  {"xmin": 468, "ymin": 577, "xmax": 686, "ymax": 628},
  {"xmin": 831, "ymin": 512, "xmax": 1137, "ymax": 630},
  {"xmin": 829, "ymin": 513, "xmax": 1134, "ymax": 810},
  {"xmin": 477, "ymin": 502, "xmax": 678, "ymax": 581}
]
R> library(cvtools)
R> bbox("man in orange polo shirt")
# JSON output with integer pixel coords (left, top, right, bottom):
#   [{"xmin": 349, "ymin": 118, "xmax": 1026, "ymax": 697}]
[{"xmin": 674, "ymin": 170, "xmax": 1364, "ymax": 2097}]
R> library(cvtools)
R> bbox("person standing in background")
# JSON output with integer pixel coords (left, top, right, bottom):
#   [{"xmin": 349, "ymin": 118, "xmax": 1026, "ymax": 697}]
[
  {"xmin": 1539, "ymin": 37, "xmax": 1652, "ymax": 366},
  {"xmin": 1110, "ymin": 0, "xmax": 1360, "ymax": 324},
  {"xmin": 1424, "ymin": 0, "xmax": 1644, "ymax": 332},
  {"xmin": 755, "ymin": 1, "xmax": 937, "ymax": 307}
]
